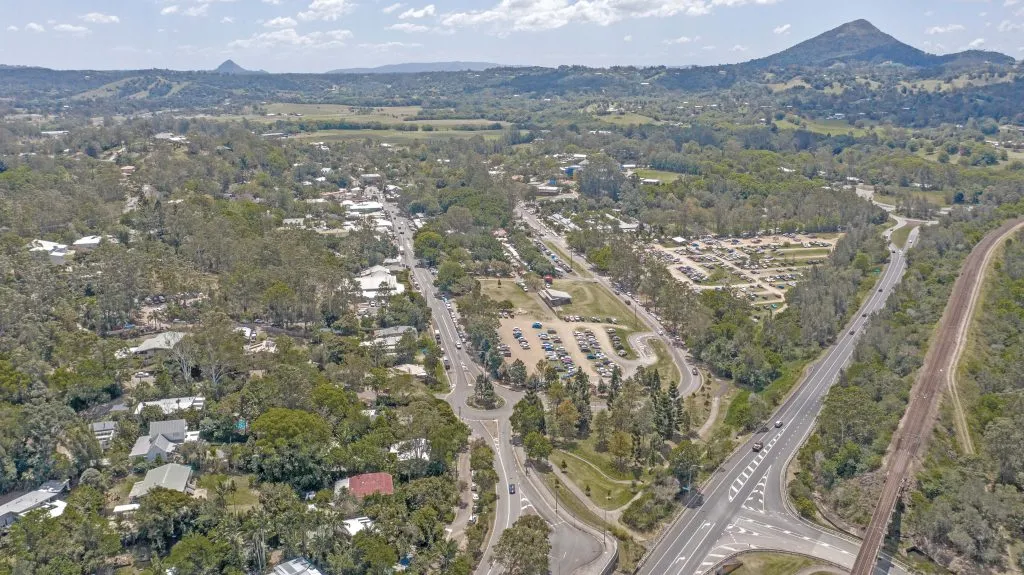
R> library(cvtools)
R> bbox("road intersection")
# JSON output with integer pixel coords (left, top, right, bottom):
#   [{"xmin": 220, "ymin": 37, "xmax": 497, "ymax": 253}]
[{"xmin": 638, "ymin": 222, "xmax": 919, "ymax": 575}]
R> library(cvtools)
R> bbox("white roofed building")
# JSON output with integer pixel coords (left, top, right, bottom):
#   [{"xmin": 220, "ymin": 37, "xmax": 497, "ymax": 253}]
[{"xmin": 356, "ymin": 265, "xmax": 405, "ymax": 300}]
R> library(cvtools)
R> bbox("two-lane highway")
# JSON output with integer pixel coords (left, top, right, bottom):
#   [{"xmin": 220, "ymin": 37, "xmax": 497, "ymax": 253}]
[{"xmin": 639, "ymin": 226, "xmax": 919, "ymax": 575}]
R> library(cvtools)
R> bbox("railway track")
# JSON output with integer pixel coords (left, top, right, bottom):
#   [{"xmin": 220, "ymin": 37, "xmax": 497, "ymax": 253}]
[{"xmin": 850, "ymin": 218, "xmax": 1024, "ymax": 575}]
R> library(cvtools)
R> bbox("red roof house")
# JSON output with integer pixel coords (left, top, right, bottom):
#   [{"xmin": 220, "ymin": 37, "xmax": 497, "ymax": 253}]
[{"xmin": 334, "ymin": 472, "xmax": 394, "ymax": 499}]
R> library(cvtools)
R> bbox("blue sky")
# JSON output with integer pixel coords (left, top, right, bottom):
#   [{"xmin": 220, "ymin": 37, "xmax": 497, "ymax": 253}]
[{"xmin": 1, "ymin": 0, "xmax": 1022, "ymax": 72}]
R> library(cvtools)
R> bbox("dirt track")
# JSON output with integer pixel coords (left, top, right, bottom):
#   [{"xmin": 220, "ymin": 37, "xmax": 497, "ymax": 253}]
[{"xmin": 850, "ymin": 218, "xmax": 1024, "ymax": 575}]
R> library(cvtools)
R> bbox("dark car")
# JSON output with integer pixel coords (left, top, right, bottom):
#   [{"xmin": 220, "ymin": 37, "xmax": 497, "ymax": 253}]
[
  {"xmin": 508, "ymin": 484, "xmax": 516, "ymax": 494},
  {"xmin": 752, "ymin": 442, "xmax": 764, "ymax": 452}
]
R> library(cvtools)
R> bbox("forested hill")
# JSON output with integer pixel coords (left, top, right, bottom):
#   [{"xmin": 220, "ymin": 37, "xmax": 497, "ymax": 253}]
[{"xmin": 743, "ymin": 19, "xmax": 1014, "ymax": 69}]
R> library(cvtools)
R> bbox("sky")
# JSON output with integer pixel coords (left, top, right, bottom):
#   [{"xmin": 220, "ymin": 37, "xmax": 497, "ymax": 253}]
[{"xmin": 0, "ymin": 0, "xmax": 1022, "ymax": 72}]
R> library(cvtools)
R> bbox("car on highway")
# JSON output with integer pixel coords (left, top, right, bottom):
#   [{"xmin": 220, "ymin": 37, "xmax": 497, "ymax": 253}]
[
  {"xmin": 849, "ymin": 329, "xmax": 855, "ymax": 335},
  {"xmin": 752, "ymin": 441, "xmax": 764, "ymax": 452},
  {"xmin": 508, "ymin": 483, "xmax": 516, "ymax": 494},
  {"xmin": 774, "ymin": 420, "xmax": 783, "ymax": 428},
  {"xmin": 691, "ymin": 367, "xmax": 698, "ymax": 376},
  {"xmin": 455, "ymin": 341, "xmax": 462, "ymax": 349}
]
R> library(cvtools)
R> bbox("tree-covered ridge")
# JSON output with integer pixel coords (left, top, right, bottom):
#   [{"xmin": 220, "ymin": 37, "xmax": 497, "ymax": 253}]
[{"xmin": 903, "ymin": 230, "xmax": 1024, "ymax": 572}]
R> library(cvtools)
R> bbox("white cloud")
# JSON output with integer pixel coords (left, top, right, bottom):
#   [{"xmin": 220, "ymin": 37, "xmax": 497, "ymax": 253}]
[
  {"xmin": 1006, "ymin": 0, "xmax": 1020, "ymax": 6},
  {"xmin": 229, "ymin": 27, "xmax": 352, "ymax": 49},
  {"xmin": 730, "ymin": 44, "xmax": 747, "ymax": 51},
  {"xmin": 265, "ymin": 16, "xmax": 298, "ymax": 28},
  {"xmin": 772, "ymin": 23, "xmax": 790, "ymax": 34},
  {"xmin": 161, "ymin": 5, "xmax": 180, "ymax": 15},
  {"xmin": 358, "ymin": 41, "xmax": 422, "ymax": 50},
  {"xmin": 82, "ymin": 13, "xmax": 120, "ymax": 24},
  {"xmin": 623, "ymin": 34, "xmax": 632, "ymax": 41},
  {"xmin": 701, "ymin": 44, "xmax": 715, "ymax": 50},
  {"xmin": 25, "ymin": 22, "xmax": 44, "ymax": 32},
  {"xmin": 441, "ymin": 0, "xmax": 781, "ymax": 33},
  {"xmin": 979, "ymin": 11, "xmax": 987, "ymax": 17},
  {"xmin": 389, "ymin": 22, "xmax": 429, "ymax": 32},
  {"xmin": 183, "ymin": 4, "xmax": 209, "ymax": 17},
  {"xmin": 922, "ymin": 40, "xmax": 947, "ymax": 52},
  {"xmin": 664, "ymin": 35, "xmax": 698, "ymax": 44},
  {"xmin": 221, "ymin": 16, "xmax": 235, "ymax": 23},
  {"xmin": 967, "ymin": 37, "xmax": 986, "ymax": 48},
  {"xmin": 54, "ymin": 23, "xmax": 90, "ymax": 35},
  {"xmin": 298, "ymin": 0, "xmax": 353, "ymax": 21},
  {"xmin": 925, "ymin": 24, "xmax": 964, "ymax": 34},
  {"xmin": 399, "ymin": 4, "xmax": 436, "ymax": 19},
  {"xmin": 997, "ymin": 19, "xmax": 1023, "ymax": 32},
  {"xmin": 263, "ymin": 0, "xmax": 282, "ymax": 4},
  {"xmin": 6, "ymin": 25, "xmax": 17, "ymax": 32},
  {"xmin": 382, "ymin": 2, "xmax": 405, "ymax": 13}
]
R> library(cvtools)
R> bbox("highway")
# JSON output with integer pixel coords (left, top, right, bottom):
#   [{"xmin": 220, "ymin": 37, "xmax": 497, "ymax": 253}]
[
  {"xmin": 637, "ymin": 223, "xmax": 920, "ymax": 575},
  {"xmin": 387, "ymin": 203, "xmax": 609, "ymax": 575},
  {"xmin": 516, "ymin": 206, "xmax": 703, "ymax": 396}
]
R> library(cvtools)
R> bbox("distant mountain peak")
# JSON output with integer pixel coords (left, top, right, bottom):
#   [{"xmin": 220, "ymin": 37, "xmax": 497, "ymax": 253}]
[
  {"xmin": 214, "ymin": 60, "xmax": 267, "ymax": 75},
  {"xmin": 326, "ymin": 61, "xmax": 503, "ymax": 74},
  {"xmin": 745, "ymin": 19, "xmax": 1013, "ymax": 69}
]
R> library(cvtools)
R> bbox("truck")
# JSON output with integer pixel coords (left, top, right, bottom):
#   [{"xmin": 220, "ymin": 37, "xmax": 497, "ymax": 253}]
[
  {"xmin": 434, "ymin": 329, "xmax": 441, "ymax": 343},
  {"xmin": 442, "ymin": 356, "xmax": 451, "ymax": 370}
]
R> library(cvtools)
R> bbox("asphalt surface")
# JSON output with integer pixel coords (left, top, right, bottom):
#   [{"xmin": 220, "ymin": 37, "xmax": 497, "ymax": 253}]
[
  {"xmin": 388, "ymin": 204, "xmax": 607, "ymax": 575},
  {"xmin": 516, "ymin": 207, "xmax": 703, "ymax": 397},
  {"xmin": 638, "ymin": 223, "xmax": 920, "ymax": 575}
]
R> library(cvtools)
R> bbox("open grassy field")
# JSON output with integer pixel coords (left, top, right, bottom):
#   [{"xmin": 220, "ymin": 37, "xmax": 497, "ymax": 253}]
[
  {"xmin": 551, "ymin": 449, "xmax": 637, "ymax": 510},
  {"xmin": 197, "ymin": 474, "xmax": 260, "ymax": 511},
  {"xmin": 648, "ymin": 339, "xmax": 680, "ymax": 388},
  {"xmin": 266, "ymin": 103, "xmax": 421, "ymax": 120},
  {"xmin": 776, "ymin": 118, "xmax": 870, "ymax": 137},
  {"xmin": 557, "ymin": 280, "xmax": 644, "ymax": 331},
  {"xmin": 293, "ymin": 129, "xmax": 504, "ymax": 143},
  {"xmin": 594, "ymin": 113, "xmax": 661, "ymax": 126},
  {"xmin": 635, "ymin": 169, "xmax": 684, "ymax": 183},
  {"xmin": 730, "ymin": 552, "xmax": 818, "ymax": 575},
  {"xmin": 479, "ymin": 279, "xmax": 555, "ymax": 319},
  {"xmin": 776, "ymin": 247, "xmax": 831, "ymax": 258}
]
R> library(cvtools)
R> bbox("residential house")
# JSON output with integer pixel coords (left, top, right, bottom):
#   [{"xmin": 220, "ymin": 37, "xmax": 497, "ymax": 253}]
[
  {"xmin": 392, "ymin": 364, "xmax": 427, "ymax": 380},
  {"xmin": 129, "ymin": 419, "xmax": 187, "ymax": 462},
  {"xmin": 356, "ymin": 265, "xmax": 405, "ymax": 300},
  {"xmin": 0, "ymin": 480, "xmax": 69, "ymax": 528},
  {"xmin": 273, "ymin": 558, "xmax": 324, "ymax": 575},
  {"xmin": 28, "ymin": 239, "xmax": 71, "ymax": 265},
  {"xmin": 71, "ymin": 235, "xmax": 117, "ymax": 252},
  {"xmin": 389, "ymin": 438, "xmax": 430, "ymax": 462},
  {"xmin": 117, "ymin": 331, "xmax": 186, "ymax": 358},
  {"xmin": 128, "ymin": 463, "xmax": 193, "ymax": 501},
  {"xmin": 342, "ymin": 516, "xmax": 375, "ymax": 536},
  {"xmin": 90, "ymin": 421, "xmax": 118, "ymax": 449},
  {"xmin": 133, "ymin": 396, "xmax": 206, "ymax": 415},
  {"xmin": 361, "ymin": 326, "xmax": 416, "ymax": 352},
  {"xmin": 334, "ymin": 472, "xmax": 395, "ymax": 499},
  {"xmin": 245, "ymin": 339, "xmax": 278, "ymax": 355}
]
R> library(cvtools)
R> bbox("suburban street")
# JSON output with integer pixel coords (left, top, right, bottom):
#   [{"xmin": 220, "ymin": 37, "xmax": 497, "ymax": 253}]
[
  {"xmin": 638, "ymin": 223, "xmax": 920, "ymax": 575},
  {"xmin": 388, "ymin": 203, "xmax": 610, "ymax": 575}
]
